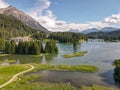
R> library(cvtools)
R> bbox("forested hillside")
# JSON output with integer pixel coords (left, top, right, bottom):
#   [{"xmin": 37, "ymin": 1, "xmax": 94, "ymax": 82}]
[
  {"xmin": 48, "ymin": 32, "xmax": 88, "ymax": 43},
  {"xmin": 87, "ymin": 30, "xmax": 120, "ymax": 41},
  {"xmin": 0, "ymin": 14, "xmax": 39, "ymax": 39}
]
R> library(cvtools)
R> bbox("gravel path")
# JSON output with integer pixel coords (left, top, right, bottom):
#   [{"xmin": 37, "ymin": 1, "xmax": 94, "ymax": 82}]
[{"xmin": 0, "ymin": 64, "xmax": 35, "ymax": 88}]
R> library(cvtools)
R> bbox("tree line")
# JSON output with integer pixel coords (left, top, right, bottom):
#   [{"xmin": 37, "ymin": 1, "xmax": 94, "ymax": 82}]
[
  {"xmin": 0, "ymin": 39, "xmax": 58, "ymax": 55},
  {"xmin": 48, "ymin": 32, "xmax": 88, "ymax": 43},
  {"xmin": 87, "ymin": 30, "xmax": 120, "ymax": 41}
]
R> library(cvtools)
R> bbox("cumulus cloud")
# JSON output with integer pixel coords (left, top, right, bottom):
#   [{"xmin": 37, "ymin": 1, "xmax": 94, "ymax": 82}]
[
  {"xmin": 0, "ymin": 0, "xmax": 9, "ymax": 8},
  {"xmin": 0, "ymin": 0, "xmax": 120, "ymax": 32},
  {"xmin": 28, "ymin": 0, "xmax": 120, "ymax": 32}
]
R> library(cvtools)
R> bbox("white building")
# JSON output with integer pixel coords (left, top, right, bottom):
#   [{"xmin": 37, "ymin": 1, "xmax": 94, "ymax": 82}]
[{"xmin": 10, "ymin": 36, "xmax": 31, "ymax": 44}]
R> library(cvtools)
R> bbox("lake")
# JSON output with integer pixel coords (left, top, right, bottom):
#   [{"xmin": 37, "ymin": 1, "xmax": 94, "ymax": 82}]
[{"xmin": 1, "ymin": 41, "xmax": 120, "ymax": 89}]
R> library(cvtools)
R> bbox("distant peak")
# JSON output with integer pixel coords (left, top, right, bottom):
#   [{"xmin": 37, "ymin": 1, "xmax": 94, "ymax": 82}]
[{"xmin": 7, "ymin": 5, "xmax": 16, "ymax": 9}]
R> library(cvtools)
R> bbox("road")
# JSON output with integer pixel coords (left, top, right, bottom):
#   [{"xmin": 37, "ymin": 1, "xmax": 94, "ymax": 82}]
[{"xmin": 0, "ymin": 64, "xmax": 35, "ymax": 88}]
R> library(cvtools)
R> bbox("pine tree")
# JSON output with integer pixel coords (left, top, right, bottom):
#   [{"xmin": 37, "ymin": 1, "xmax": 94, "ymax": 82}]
[
  {"xmin": 0, "ymin": 39, "xmax": 5, "ymax": 52},
  {"xmin": 45, "ymin": 40, "xmax": 58, "ymax": 53}
]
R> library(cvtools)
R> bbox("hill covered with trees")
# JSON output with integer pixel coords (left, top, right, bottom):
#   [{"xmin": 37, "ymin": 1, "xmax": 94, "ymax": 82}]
[
  {"xmin": 48, "ymin": 32, "xmax": 88, "ymax": 43},
  {"xmin": 87, "ymin": 30, "xmax": 120, "ymax": 41},
  {"xmin": 0, "ymin": 14, "xmax": 40, "ymax": 39}
]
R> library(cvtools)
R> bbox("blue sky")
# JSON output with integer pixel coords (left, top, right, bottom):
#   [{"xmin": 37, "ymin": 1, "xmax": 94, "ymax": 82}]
[
  {"xmin": 1, "ymin": 0, "xmax": 120, "ymax": 31},
  {"xmin": 49, "ymin": 0, "xmax": 120, "ymax": 23}
]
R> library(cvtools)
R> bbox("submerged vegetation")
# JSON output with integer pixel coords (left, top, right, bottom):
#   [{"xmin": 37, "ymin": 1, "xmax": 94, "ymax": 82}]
[
  {"xmin": 0, "ymin": 60, "xmax": 16, "ymax": 64},
  {"xmin": 3, "ymin": 75, "xmax": 76, "ymax": 90},
  {"xmin": 63, "ymin": 51, "xmax": 88, "ymax": 58},
  {"xmin": 32, "ymin": 64, "xmax": 98, "ymax": 73},
  {"xmin": 81, "ymin": 84, "xmax": 116, "ymax": 90}
]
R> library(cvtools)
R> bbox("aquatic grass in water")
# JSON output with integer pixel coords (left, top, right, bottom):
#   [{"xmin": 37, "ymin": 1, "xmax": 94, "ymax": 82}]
[
  {"xmin": 32, "ymin": 64, "xmax": 98, "ymax": 73},
  {"xmin": 0, "ymin": 60, "xmax": 16, "ymax": 64},
  {"xmin": 3, "ymin": 74, "xmax": 76, "ymax": 90},
  {"xmin": 81, "ymin": 84, "xmax": 116, "ymax": 90},
  {"xmin": 62, "ymin": 51, "xmax": 88, "ymax": 58}
]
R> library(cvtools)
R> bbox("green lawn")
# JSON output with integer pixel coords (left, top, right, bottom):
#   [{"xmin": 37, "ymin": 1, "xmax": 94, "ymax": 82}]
[
  {"xmin": 62, "ymin": 51, "xmax": 88, "ymax": 58},
  {"xmin": 0, "ymin": 64, "xmax": 30, "ymax": 85}
]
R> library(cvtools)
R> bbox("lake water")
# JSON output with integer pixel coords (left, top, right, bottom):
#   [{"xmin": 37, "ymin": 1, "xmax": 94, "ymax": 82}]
[{"xmin": 1, "ymin": 41, "xmax": 120, "ymax": 89}]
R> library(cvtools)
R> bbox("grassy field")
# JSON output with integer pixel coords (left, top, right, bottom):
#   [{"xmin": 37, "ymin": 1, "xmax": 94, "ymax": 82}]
[
  {"xmin": 32, "ymin": 64, "xmax": 98, "ymax": 73},
  {"xmin": 2, "ymin": 74, "xmax": 76, "ymax": 90},
  {"xmin": 2, "ymin": 74, "xmax": 116, "ymax": 90},
  {"xmin": 0, "ymin": 64, "xmax": 30, "ymax": 85},
  {"xmin": 0, "ymin": 64, "xmax": 116, "ymax": 90},
  {"xmin": 62, "ymin": 51, "xmax": 88, "ymax": 58},
  {"xmin": 81, "ymin": 84, "xmax": 116, "ymax": 90}
]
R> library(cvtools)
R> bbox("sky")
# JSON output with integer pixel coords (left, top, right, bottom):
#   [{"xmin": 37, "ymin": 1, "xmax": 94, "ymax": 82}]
[{"xmin": 0, "ymin": 0, "xmax": 120, "ymax": 32}]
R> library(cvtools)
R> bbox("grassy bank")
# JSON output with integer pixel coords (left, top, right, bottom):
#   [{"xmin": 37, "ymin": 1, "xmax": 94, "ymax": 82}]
[
  {"xmin": 0, "ymin": 54, "xmax": 10, "ymax": 57},
  {"xmin": 62, "ymin": 51, "xmax": 88, "ymax": 58},
  {"xmin": 0, "ymin": 64, "xmax": 30, "ymax": 85},
  {"xmin": 81, "ymin": 84, "xmax": 116, "ymax": 90},
  {"xmin": 0, "ymin": 64, "xmax": 115, "ymax": 90},
  {"xmin": 32, "ymin": 64, "xmax": 98, "ymax": 73},
  {"xmin": 2, "ymin": 74, "xmax": 116, "ymax": 90},
  {"xmin": 3, "ymin": 74, "xmax": 76, "ymax": 90},
  {"xmin": 0, "ymin": 60, "xmax": 16, "ymax": 64}
]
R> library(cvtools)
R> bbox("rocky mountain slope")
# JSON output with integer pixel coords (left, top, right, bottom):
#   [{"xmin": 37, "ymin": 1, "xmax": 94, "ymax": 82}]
[{"xmin": 0, "ymin": 6, "xmax": 48, "ymax": 32}]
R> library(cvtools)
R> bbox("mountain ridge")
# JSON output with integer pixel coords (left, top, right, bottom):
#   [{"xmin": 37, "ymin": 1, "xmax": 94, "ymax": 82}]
[
  {"xmin": 68, "ymin": 27, "xmax": 120, "ymax": 34},
  {"xmin": 0, "ymin": 6, "xmax": 48, "ymax": 32}
]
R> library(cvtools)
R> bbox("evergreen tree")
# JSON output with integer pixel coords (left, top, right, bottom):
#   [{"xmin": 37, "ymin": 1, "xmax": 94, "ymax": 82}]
[
  {"xmin": 6, "ymin": 40, "xmax": 16, "ymax": 54},
  {"xmin": 5, "ymin": 41, "xmax": 10, "ymax": 54},
  {"xmin": 0, "ymin": 39, "xmax": 5, "ymax": 52},
  {"xmin": 36, "ymin": 41, "xmax": 44, "ymax": 53},
  {"xmin": 24, "ymin": 42, "xmax": 29, "ymax": 54},
  {"xmin": 45, "ymin": 40, "xmax": 58, "ymax": 53},
  {"xmin": 17, "ymin": 41, "xmax": 24, "ymax": 54},
  {"xmin": 28, "ymin": 41, "xmax": 40, "ymax": 55}
]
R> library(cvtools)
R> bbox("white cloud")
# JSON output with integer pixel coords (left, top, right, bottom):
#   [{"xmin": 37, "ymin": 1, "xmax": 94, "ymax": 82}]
[
  {"xmin": 0, "ymin": 0, "xmax": 120, "ymax": 32},
  {"xmin": 28, "ymin": 0, "xmax": 120, "ymax": 32},
  {"xmin": 0, "ymin": 0, "xmax": 9, "ymax": 8}
]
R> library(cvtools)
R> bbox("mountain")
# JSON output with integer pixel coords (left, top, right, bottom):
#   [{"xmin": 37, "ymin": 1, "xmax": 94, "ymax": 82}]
[
  {"xmin": 87, "ymin": 29, "xmax": 120, "ymax": 41},
  {"xmin": 68, "ymin": 29, "xmax": 80, "ymax": 33},
  {"xmin": 82, "ymin": 27, "xmax": 119, "ymax": 34},
  {"xmin": 81, "ymin": 28, "xmax": 98, "ymax": 34},
  {"xmin": 68, "ymin": 27, "xmax": 120, "ymax": 34},
  {"xmin": 0, "ymin": 14, "xmax": 40, "ymax": 39},
  {"xmin": 0, "ymin": 6, "xmax": 48, "ymax": 32}
]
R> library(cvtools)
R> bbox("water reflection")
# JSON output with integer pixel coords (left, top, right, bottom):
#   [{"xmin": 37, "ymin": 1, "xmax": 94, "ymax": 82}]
[
  {"xmin": 0, "ymin": 53, "xmax": 58, "ymax": 64},
  {"xmin": 45, "ymin": 54, "xmax": 58, "ymax": 64},
  {"xmin": 114, "ymin": 79, "xmax": 120, "ymax": 88}
]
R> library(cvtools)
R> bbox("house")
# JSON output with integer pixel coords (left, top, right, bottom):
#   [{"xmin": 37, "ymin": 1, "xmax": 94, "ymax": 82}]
[{"xmin": 10, "ymin": 36, "xmax": 31, "ymax": 44}]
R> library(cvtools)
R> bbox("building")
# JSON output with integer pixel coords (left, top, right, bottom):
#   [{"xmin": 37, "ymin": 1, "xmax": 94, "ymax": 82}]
[{"xmin": 10, "ymin": 36, "xmax": 31, "ymax": 44}]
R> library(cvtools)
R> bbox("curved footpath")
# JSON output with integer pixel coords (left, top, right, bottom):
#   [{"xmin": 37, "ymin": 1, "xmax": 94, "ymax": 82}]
[{"xmin": 0, "ymin": 64, "xmax": 35, "ymax": 89}]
